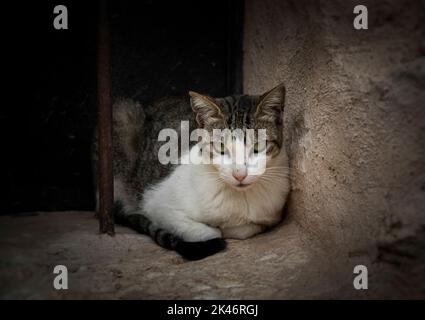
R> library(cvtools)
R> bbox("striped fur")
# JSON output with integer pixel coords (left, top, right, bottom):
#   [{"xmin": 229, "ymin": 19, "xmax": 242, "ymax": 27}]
[{"xmin": 113, "ymin": 201, "xmax": 226, "ymax": 260}]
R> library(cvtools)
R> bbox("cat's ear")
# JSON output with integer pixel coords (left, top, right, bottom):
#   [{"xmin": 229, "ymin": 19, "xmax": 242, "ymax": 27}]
[
  {"xmin": 254, "ymin": 83, "xmax": 285, "ymax": 124},
  {"xmin": 189, "ymin": 91, "xmax": 225, "ymax": 128}
]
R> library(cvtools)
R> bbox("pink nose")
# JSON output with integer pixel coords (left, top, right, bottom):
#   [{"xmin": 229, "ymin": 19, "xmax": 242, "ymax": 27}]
[{"xmin": 232, "ymin": 168, "xmax": 247, "ymax": 182}]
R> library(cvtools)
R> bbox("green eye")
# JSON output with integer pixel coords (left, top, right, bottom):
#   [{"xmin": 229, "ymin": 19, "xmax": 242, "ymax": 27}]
[
  {"xmin": 253, "ymin": 142, "xmax": 265, "ymax": 154},
  {"xmin": 214, "ymin": 142, "xmax": 226, "ymax": 154}
]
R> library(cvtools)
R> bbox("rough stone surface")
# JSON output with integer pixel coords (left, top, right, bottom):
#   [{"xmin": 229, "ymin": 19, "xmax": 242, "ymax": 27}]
[
  {"xmin": 0, "ymin": 210, "xmax": 423, "ymax": 299},
  {"xmin": 0, "ymin": 212, "xmax": 382, "ymax": 299},
  {"xmin": 243, "ymin": 0, "xmax": 425, "ymax": 298}
]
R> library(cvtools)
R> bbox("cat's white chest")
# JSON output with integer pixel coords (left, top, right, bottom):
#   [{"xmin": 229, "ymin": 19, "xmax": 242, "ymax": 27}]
[{"xmin": 194, "ymin": 179, "xmax": 288, "ymax": 229}]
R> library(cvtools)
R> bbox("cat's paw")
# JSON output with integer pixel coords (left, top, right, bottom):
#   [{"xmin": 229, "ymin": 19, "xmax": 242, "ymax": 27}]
[
  {"xmin": 175, "ymin": 238, "xmax": 227, "ymax": 261},
  {"xmin": 222, "ymin": 223, "xmax": 265, "ymax": 239},
  {"xmin": 181, "ymin": 224, "xmax": 222, "ymax": 242}
]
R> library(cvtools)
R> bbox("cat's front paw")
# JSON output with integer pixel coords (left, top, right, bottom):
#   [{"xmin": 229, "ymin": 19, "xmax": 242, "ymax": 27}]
[
  {"xmin": 182, "ymin": 224, "xmax": 222, "ymax": 242},
  {"xmin": 222, "ymin": 223, "xmax": 265, "ymax": 239}
]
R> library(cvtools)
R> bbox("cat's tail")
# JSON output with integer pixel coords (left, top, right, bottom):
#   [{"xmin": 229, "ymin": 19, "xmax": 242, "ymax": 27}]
[{"xmin": 112, "ymin": 201, "xmax": 227, "ymax": 261}]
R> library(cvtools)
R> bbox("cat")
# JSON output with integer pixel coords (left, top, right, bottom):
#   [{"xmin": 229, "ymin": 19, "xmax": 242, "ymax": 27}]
[{"xmin": 93, "ymin": 83, "xmax": 290, "ymax": 260}]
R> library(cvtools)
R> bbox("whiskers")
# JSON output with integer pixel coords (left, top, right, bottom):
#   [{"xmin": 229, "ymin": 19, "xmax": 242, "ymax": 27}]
[
  {"xmin": 258, "ymin": 166, "xmax": 296, "ymax": 183},
  {"xmin": 199, "ymin": 171, "xmax": 218, "ymax": 176},
  {"xmin": 199, "ymin": 170, "xmax": 225, "ymax": 184},
  {"xmin": 199, "ymin": 166, "xmax": 300, "ymax": 185}
]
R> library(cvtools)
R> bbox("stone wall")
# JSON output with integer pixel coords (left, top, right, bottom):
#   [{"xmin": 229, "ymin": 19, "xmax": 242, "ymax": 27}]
[{"xmin": 243, "ymin": 0, "xmax": 425, "ymax": 297}]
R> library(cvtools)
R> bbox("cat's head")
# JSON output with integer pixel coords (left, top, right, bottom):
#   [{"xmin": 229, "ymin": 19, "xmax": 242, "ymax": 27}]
[{"xmin": 189, "ymin": 84, "xmax": 285, "ymax": 190}]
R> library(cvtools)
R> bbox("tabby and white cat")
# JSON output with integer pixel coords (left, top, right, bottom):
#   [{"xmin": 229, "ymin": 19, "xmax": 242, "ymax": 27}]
[{"xmin": 93, "ymin": 84, "xmax": 290, "ymax": 260}]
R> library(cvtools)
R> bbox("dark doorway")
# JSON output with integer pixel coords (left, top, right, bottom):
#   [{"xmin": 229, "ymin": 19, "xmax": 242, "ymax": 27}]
[{"xmin": 3, "ymin": 0, "xmax": 243, "ymax": 214}]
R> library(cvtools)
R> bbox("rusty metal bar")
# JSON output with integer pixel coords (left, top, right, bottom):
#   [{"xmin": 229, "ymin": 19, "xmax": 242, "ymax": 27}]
[{"xmin": 97, "ymin": 0, "xmax": 114, "ymax": 235}]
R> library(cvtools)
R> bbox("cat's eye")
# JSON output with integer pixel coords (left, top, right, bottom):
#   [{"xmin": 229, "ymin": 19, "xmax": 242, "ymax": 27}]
[
  {"xmin": 253, "ymin": 142, "xmax": 266, "ymax": 154},
  {"xmin": 213, "ymin": 142, "xmax": 226, "ymax": 155}
]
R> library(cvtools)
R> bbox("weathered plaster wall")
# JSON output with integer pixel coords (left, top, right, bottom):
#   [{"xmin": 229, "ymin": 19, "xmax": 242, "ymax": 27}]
[{"xmin": 244, "ymin": 0, "xmax": 425, "ymax": 297}]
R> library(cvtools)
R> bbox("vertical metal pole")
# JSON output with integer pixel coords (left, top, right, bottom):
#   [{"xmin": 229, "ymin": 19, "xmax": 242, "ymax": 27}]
[
  {"xmin": 97, "ymin": 0, "xmax": 114, "ymax": 235},
  {"xmin": 226, "ymin": 0, "xmax": 244, "ymax": 95}
]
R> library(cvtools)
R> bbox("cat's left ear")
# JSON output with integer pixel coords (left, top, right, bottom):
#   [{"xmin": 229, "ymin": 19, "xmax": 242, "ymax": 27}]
[
  {"xmin": 254, "ymin": 83, "xmax": 286, "ymax": 124},
  {"xmin": 189, "ymin": 91, "xmax": 225, "ymax": 128}
]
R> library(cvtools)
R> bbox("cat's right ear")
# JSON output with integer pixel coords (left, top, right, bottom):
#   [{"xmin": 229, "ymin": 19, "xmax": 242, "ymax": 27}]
[{"xmin": 189, "ymin": 91, "xmax": 225, "ymax": 128}]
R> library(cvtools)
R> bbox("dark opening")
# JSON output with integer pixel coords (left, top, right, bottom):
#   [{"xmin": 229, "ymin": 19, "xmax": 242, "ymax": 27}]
[{"xmin": 3, "ymin": 0, "xmax": 244, "ymax": 214}]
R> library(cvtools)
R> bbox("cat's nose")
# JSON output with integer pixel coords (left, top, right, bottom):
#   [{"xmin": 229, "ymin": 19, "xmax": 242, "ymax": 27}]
[{"xmin": 232, "ymin": 168, "xmax": 247, "ymax": 182}]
